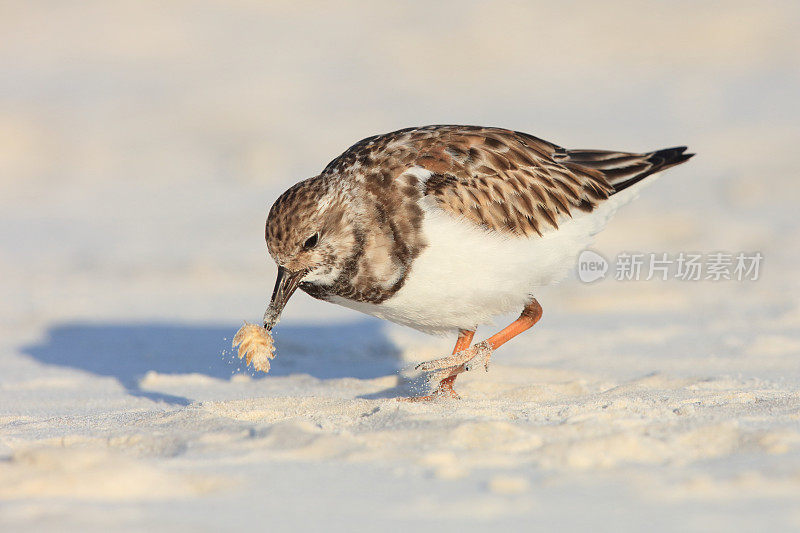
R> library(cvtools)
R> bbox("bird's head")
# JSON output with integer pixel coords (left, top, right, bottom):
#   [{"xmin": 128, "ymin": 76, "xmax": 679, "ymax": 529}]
[{"xmin": 262, "ymin": 177, "xmax": 356, "ymax": 330}]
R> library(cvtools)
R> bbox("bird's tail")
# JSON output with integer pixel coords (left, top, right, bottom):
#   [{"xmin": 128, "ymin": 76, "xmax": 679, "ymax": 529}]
[{"xmin": 565, "ymin": 146, "xmax": 694, "ymax": 193}]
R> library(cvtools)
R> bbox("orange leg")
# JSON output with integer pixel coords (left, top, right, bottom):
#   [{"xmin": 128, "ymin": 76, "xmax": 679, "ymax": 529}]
[
  {"xmin": 433, "ymin": 329, "xmax": 475, "ymax": 398},
  {"xmin": 408, "ymin": 299, "xmax": 543, "ymax": 400},
  {"xmin": 483, "ymin": 298, "xmax": 543, "ymax": 351}
]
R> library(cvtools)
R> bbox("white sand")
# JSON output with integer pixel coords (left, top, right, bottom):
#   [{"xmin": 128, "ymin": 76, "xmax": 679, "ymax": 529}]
[{"xmin": 1, "ymin": 2, "xmax": 800, "ymax": 531}]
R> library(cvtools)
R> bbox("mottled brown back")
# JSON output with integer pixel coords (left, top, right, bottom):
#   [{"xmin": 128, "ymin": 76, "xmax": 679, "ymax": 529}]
[{"xmin": 323, "ymin": 125, "xmax": 691, "ymax": 238}]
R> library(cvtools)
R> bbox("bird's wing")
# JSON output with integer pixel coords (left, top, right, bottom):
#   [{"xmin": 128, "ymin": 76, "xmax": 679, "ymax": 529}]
[
  {"xmin": 396, "ymin": 126, "xmax": 614, "ymax": 237},
  {"xmin": 378, "ymin": 125, "xmax": 690, "ymax": 237},
  {"xmin": 324, "ymin": 125, "xmax": 692, "ymax": 238}
]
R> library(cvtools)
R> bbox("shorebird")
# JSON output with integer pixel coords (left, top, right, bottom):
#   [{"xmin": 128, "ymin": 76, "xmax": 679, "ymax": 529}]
[{"xmin": 261, "ymin": 125, "xmax": 693, "ymax": 400}]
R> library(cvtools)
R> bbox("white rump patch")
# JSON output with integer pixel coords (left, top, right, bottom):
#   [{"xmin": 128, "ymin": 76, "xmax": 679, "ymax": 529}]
[{"xmin": 399, "ymin": 166, "xmax": 433, "ymax": 185}]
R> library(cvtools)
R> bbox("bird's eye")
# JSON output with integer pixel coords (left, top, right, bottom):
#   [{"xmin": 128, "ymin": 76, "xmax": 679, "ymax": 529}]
[{"xmin": 303, "ymin": 233, "xmax": 319, "ymax": 250}]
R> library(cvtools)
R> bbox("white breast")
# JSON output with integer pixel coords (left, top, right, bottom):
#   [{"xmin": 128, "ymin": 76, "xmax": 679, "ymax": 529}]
[{"xmin": 328, "ymin": 181, "xmax": 650, "ymax": 335}]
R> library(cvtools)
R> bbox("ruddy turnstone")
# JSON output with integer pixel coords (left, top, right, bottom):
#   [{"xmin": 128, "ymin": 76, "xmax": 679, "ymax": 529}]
[{"xmin": 261, "ymin": 125, "xmax": 693, "ymax": 399}]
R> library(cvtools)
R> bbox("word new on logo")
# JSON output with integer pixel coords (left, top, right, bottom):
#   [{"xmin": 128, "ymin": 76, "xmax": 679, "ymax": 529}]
[{"xmin": 577, "ymin": 250, "xmax": 609, "ymax": 283}]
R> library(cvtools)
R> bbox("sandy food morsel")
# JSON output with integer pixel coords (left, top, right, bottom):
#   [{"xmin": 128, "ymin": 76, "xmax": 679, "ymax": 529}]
[{"xmin": 232, "ymin": 322, "xmax": 276, "ymax": 373}]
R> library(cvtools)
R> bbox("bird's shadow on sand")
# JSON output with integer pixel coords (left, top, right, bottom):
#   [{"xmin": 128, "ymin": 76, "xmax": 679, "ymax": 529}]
[{"xmin": 20, "ymin": 320, "xmax": 409, "ymax": 405}]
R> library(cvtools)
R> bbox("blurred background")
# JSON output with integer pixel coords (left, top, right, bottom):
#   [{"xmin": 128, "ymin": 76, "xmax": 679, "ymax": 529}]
[
  {"xmin": 3, "ymin": 0, "xmax": 798, "ymax": 335},
  {"xmin": 2, "ymin": 2, "xmax": 800, "ymax": 530}
]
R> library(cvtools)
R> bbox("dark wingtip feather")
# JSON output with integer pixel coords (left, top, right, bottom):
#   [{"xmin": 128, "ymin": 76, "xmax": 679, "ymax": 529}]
[
  {"xmin": 612, "ymin": 146, "xmax": 694, "ymax": 193},
  {"xmin": 648, "ymin": 146, "xmax": 688, "ymax": 165}
]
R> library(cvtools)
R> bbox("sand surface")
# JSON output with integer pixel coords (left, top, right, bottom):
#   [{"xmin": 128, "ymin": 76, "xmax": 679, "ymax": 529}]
[{"xmin": 2, "ymin": 2, "xmax": 800, "ymax": 531}]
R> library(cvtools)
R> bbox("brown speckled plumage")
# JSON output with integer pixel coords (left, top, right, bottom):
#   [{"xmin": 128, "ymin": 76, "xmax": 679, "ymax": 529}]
[{"xmin": 265, "ymin": 125, "xmax": 693, "ymax": 305}]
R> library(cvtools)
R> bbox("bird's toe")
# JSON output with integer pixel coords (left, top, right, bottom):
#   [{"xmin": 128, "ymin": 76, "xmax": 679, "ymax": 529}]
[{"xmin": 463, "ymin": 341, "xmax": 493, "ymax": 372}]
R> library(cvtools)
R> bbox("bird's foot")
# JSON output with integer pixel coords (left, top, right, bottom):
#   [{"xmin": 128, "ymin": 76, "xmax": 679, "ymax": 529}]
[
  {"xmin": 415, "ymin": 341, "xmax": 493, "ymax": 375},
  {"xmin": 400, "ymin": 342, "xmax": 494, "ymax": 402},
  {"xmin": 462, "ymin": 341, "xmax": 493, "ymax": 372},
  {"xmin": 400, "ymin": 341, "xmax": 493, "ymax": 401}
]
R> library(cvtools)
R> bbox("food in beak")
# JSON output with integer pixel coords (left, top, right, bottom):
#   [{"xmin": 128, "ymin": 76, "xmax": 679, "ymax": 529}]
[{"xmin": 232, "ymin": 322, "xmax": 276, "ymax": 373}]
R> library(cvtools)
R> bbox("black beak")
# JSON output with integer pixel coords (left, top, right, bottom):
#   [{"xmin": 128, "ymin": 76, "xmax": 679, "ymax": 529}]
[{"xmin": 263, "ymin": 266, "xmax": 306, "ymax": 330}]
